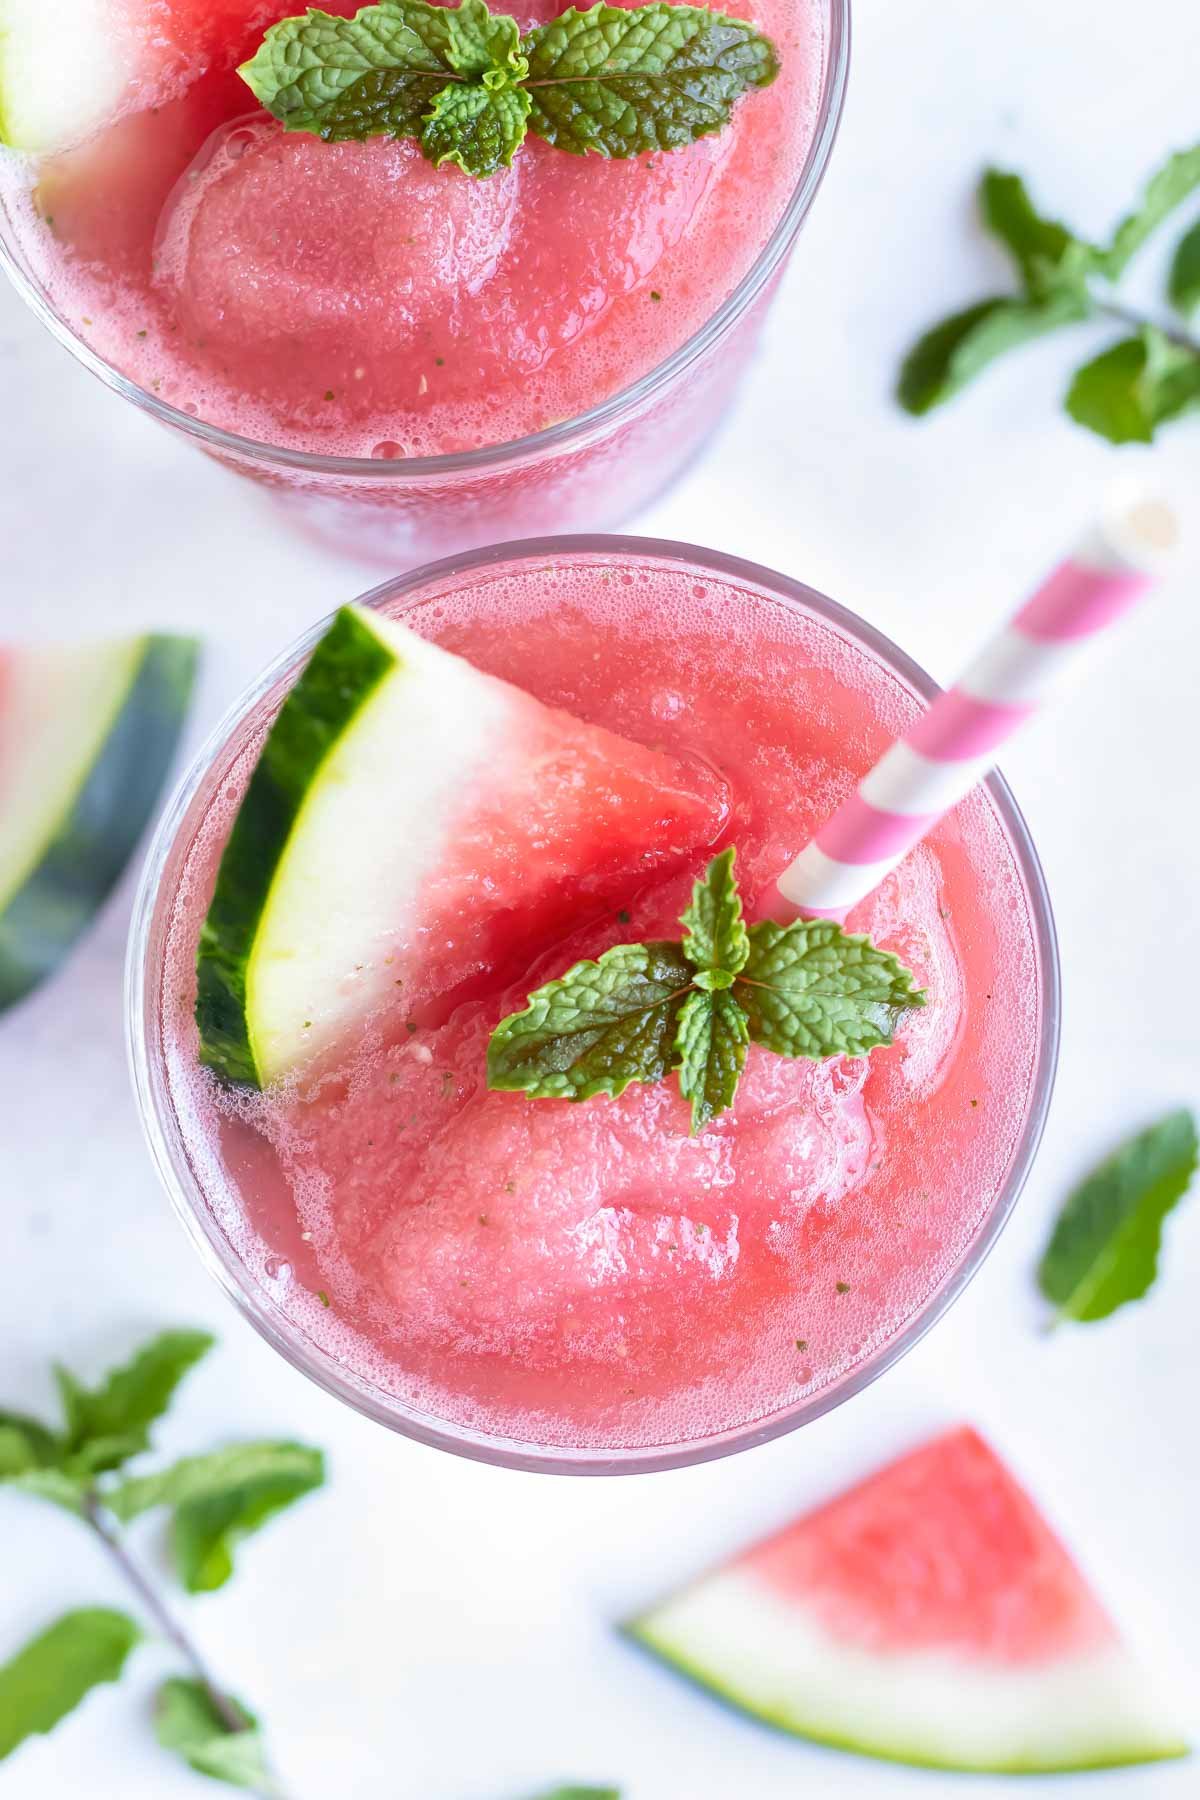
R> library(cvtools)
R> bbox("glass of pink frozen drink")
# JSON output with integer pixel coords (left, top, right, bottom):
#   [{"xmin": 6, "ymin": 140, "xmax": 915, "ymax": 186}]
[
  {"xmin": 0, "ymin": 0, "xmax": 847, "ymax": 562},
  {"xmin": 128, "ymin": 537, "xmax": 1059, "ymax": 1473}
]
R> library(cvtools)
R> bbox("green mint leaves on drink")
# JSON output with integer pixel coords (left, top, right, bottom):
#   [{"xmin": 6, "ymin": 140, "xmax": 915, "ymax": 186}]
[
  {"xmin": 0, "ymin": 1328, "xmax": 325, "ymax": 1789},
  {"xmin": 897, "ymin": 149, "xmax": 1200, "ymax": 442},
  {"xmin": 1037, "ymin": 1109, "xmax": 1198, "ymax": 1326},
  {"xmin": 487, "ymin": 848, "xmax": 924, "ymax": 1134},
  {"xmin": 239, "ymin": 0, "xmax": 779, "ymax": 178}
]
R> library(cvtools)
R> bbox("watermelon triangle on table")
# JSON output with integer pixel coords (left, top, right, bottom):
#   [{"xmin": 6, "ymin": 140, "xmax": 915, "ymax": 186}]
[
  {"xmin": 629, "ymin": 1426, "xmax": 1188, "ymax": 1773},
  {"xmin": 196, "ymin": 605, "xmax": 728, "ymax": 1090}
]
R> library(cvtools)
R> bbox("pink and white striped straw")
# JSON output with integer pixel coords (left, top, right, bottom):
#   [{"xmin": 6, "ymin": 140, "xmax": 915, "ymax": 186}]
[{"xmin": 777, "ymin": 494, "xmax": 1179, "ymax": 918}]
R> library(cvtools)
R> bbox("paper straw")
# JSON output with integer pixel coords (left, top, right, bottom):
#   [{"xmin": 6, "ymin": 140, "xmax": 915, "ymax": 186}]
[{"xmin": 776, "ymin": 494, "xmax": 1179, "ymax": 918}]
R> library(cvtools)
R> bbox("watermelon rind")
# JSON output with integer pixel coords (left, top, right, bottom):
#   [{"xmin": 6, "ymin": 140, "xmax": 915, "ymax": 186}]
[
  {"xmin": 0, "ymin": 0, "xmax": 137, "ymax": 153},
  {"xmin": 628, "ymin": 1572, "xmax": 1188, "ymax": 1773},
  {"xmin": 0, "ymin": 634, "xmax": 199, "ymax": 1011},
  {"xmin": 196, "ymin": 605, "xmax": 401, "ymax": 1089}
]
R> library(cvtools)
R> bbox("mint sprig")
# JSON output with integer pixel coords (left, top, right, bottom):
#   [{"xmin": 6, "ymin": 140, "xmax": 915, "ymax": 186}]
[
  {"xmin": 0, "ymin": 1329, "xmax": 325, "ymax": 1791},
  {"xmin": 487, "ymin": 848, "xmax": 924, "ymax": 1133},
  {"xmin": 898, "ymin": 150, "xmax": 1200, "ymax": 443},
  {"xmin": 240, "ymin": 0, "xmax": 778, "ymax": 178}
]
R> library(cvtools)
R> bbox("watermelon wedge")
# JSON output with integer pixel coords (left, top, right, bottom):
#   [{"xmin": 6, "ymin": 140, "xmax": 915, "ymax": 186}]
[
  {"xmin": 0, "ymin": 635, "xmax": 199, "ymax": 1012},
  {"xmin": 196, "ymin": 605, "xmax": 726, "ymax": 1090},
  {"xmin": 629, "ymin": 1426, "xmax": 1188, "ymax": 1773},
  {"xmin": 0, "ymin": 0, "xmax": 280, "ymax": 154}
]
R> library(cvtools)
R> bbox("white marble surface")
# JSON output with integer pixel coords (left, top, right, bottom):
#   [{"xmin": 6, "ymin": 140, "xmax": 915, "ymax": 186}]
[{"xmin": 2, "ymin": 1, "xmax": 1198, "ymax": 1794}]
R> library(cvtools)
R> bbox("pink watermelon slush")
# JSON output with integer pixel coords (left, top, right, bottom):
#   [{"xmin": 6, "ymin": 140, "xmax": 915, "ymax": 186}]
[
  {"xmin": 141, "ymin": 543, "xmax": 1053, "ymax": 1466},
  {"xmin": 0, "ymin": 0, "xmax": 839, "ymax": 558}
]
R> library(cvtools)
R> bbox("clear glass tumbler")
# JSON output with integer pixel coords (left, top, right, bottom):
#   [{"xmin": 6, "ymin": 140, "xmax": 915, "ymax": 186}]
[
  {"xmin": 0, "ymin": 4, "xmax": 848, "ymax": 565},
  {"xmin": 128, "ymin": 536, "xmax": 1060, "ymax": 1474}
]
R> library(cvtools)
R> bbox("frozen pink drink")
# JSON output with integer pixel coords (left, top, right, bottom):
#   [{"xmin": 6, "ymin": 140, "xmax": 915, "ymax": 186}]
[{"xmin": 134, "ymin": 543, "xmax": 1055, "ymax": 1469}]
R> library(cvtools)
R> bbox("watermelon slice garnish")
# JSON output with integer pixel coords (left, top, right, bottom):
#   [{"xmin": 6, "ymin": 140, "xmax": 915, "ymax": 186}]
[
  {"xmin": 195, "ymin": 605, "xmax": 727, "ymax": 1090},
  {"xmin": 630, "ymin": 1426, "xmax": 1188, "ymax": 1772},
  {"xmin": 0, "ymin": 0, "xmax": 285, "ymax": 154},
  {"xmin": 0, "ymin": 634, "xmax": 198, "ymax": 1011}
]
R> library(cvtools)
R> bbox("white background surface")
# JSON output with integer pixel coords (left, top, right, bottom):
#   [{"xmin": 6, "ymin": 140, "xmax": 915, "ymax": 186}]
[{"xmin": 1, "ymin": 1, "xmax": 1198, "ymax": 1794}]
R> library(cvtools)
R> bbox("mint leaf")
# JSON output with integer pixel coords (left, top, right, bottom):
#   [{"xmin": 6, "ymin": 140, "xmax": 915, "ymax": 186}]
[
  {"xmin": 106, "ymin": 1441, "xmax": 325, "ymax": 1592},
  {"xmin": 680, "ymin": 846, "xmax": 749, "ymax": 976},
  {"xmin": 171, "ymin": 1474, "xmax": 323, "ymax": 1596},
  {"xmin": 487, "ymin": 940, "xmax": 693, "ymax": 1101},
  {"xmin": 155, "ymin": 1678, "xmax": 271, "ymax": 1791},
  {"xmin": 422, "ymin": 78, "xmax": 530, "ymax": 174},
  {"xmin": 0, "ymin": 1411, "xmax": 61, "ymax": 1476},
  {"xmin": 1168, "ymin": 217, "xmax": 1200, "ymax": 318},
  {"xmin": 0, "ymin": 1401, "xmax": 85, "ymax": 1510},
  {"xmin": 1102, "ymin": 143, "xmax": 1200, "ymax": 277},
  {"xmin": 239, "ymin": 4, "xmax": 458, "ymax": 137},
  {"xmin": 0, "ymin": 1608, "xmax": 140, "ymax": 1761},
  {"xmin": 1038, "ymin": 1110, "xmax": 1198, "ymax": 1324},
  {"xmin": 897, "ymin": 291, "xmax": 1087, "ymax": 415},
  {"xmin": 4, "ymin": 1468, "xmax": 88, "ymax": 1516},
  {"xmin": 442, "ymin": 0, "xmax": 528, "ymax": 77},
  {"xmin": 54, "ymin": 1330, "xmax": 213, "ymax": 1474},
  {"xmin": 529, "ymin": 1790, "xmax": 621, "ymax": 1799},
  {"xmin": 738, "ymin": 919, "xmax": 924, "ymax": 1059},
  {"xmin": 980, "ymin": 168, "xmax": 1094, "ymax": 300},
  {"xmin": 521, "ymin": 3, "xmax": 777, "ymax": 157},
  {"xmin": 1065, "ymin": 327, "xmax": 1200, "ymax": 444},
  {"xmin": 0, "ymin": 1429, "xmax": 39, "ymax": 1479},
  {"xmin": 675, "ymin": 988, "xmax": 748, "ymax": 1133}
]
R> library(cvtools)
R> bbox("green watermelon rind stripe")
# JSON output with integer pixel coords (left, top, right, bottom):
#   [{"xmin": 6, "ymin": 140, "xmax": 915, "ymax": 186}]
[
  {"xmin": 623, "ymin": 1622, "xmax": 1190, "ymax": 1775},
  {"xmin": 195, "ymin": 607, "xmax": 397, "ymax": 1090},
  {"xmin": 0, "ymin": 635, "xmax": 199, "ymax": 1013}
]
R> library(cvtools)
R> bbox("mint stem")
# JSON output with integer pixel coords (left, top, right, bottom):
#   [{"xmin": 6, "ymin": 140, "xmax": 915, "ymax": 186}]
[
  {"xmin": 82, "ymin": 1489, "xmax": 281, "ymax": 1795},
  {"xmin": 1092, "ymin": 293, "xmax": 1200, "ymax": 356}
]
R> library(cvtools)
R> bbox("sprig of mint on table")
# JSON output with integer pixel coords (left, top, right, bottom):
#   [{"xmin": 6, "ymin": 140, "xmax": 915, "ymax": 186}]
[
  {"xmin": 0, "ymin": 1329, "xmax": 324, "ymax": 1794},
  {"xmin": 898, "ymin": 148, "xmax": 1200, "ymax": 442},
  {"xmin": 488, "ymin": 847, "xmax": 924, "ymax": 1133},
  {"xmin": 239, "ymin": 0, "xmax": 778, "ymax": 178},
  {"xmin": 1037, "ymin": 1108, "xmax": 1198, "ymax": 1326}
]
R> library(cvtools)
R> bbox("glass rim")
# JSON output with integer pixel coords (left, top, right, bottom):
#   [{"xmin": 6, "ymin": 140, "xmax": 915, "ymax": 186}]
[
  {"xmin": 126, "ymin": 532, "xmax": 1061, "ymax": 1476},
  {"xmin": 0, "ymin": 0, "xmax": 849, "ymax": 482}
]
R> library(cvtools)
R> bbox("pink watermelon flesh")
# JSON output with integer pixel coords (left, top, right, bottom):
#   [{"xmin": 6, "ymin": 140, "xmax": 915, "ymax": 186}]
[
  {"xmin": 631, "ymin": 1426, "xmax": 1189, "ymax": 1772},
  {"xmin": 743, "ymin": 1425, "xmax": 1113, "ymax": 1663}
]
